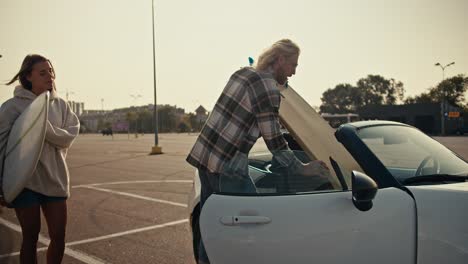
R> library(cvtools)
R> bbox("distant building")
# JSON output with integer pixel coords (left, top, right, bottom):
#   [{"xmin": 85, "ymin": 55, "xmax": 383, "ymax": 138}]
[
  {"xmin": 80, "ymin": 110, "xmax": 111, "ymax": 132},
  {"xmin": 172, "ymin": 105, "xmax": 186, "ymax": 123},
  {"xmin": 80, "ymin": 118, "xmax": 99, "ymax": 132},
  {"xmin": 195, "ymin": 105, "xmax": 208, "ymax": 123},
  {"xmin": 112, "ymin": 121, "xmax": 129, "ymax": 132},
  {"xmin": 68, "ymin": 101, "xmax": 84, "ymax": 116},
  {"xmin": 79, "ymin": 104, "xmax": 186, "ymax": 133}
]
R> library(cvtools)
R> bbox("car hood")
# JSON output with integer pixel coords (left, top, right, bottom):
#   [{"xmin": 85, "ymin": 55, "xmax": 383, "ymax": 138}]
[{"xmin": 426, "ymin": 181, "xmax": 468, "ymax": 192}]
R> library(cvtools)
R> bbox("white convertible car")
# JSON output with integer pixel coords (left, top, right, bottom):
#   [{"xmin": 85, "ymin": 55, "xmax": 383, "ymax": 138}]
[{"xmin": 188, "ymin": 119, "xmax": 468, "ymax": 264}]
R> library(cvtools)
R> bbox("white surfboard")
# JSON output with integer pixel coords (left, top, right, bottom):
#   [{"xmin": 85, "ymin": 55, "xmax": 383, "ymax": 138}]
[
  {"xmin": 2, "ymin": 91, "xmax": 49, "ymax": 203},
  {"xmin": 278, "ymin": 84, "xmax": 363, "ymax": 189}
]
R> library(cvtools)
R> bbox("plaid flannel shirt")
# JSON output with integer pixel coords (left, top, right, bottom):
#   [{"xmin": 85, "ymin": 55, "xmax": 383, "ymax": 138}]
[{"xmin": 186, "ymin": 67, "xmax": 300, "ymax": 173}]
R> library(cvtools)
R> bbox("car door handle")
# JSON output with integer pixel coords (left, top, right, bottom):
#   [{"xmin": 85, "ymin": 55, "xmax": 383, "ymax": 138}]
[{"xmin": 219, "ymin": 216, "xmax": 271, "ymax": 226}]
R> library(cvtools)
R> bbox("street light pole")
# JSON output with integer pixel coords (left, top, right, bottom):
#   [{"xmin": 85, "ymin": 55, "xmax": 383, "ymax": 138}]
[
  {"xmin": 66, "ymin": 89, "xmax": 75, "ymax": 102},
  {"xmin": 151, "ymin": 0, "xmax": 162, "ymax": 154},
  {"xmin": 435, "ymin": 62, "xmax": 455, "ymax": 81},
  {"xmin": 434, "ymin": 62, "xmax": 455, "ymax": 136}
]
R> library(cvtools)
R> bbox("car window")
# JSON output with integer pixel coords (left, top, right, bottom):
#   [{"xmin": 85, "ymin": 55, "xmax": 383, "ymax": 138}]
[{"xmin": 218, "ymin": 147, "xmax": 350, "ymax": 196}]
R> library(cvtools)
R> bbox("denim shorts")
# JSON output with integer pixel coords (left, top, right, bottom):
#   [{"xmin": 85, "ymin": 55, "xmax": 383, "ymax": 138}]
[{"xmin": 8, "ymin": 189, "xmax": 67, "ymax": 208}]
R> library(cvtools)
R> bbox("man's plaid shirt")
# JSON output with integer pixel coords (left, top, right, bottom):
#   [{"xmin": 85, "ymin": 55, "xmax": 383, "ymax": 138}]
[{"xmin": 186, "ymin": 67, "xmax": 299, "ymax": 173}]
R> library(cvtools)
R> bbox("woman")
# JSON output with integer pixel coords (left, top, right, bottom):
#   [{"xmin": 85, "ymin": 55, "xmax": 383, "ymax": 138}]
[{"xmin": 0, "ymin": 54, "xmax": 79, "ymax": 263}]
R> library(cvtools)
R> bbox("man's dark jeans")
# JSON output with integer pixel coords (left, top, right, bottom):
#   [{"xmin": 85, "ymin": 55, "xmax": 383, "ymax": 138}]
[{"xmin": 197, "ymin": 169, "xmax": 220, "ymax": 264}]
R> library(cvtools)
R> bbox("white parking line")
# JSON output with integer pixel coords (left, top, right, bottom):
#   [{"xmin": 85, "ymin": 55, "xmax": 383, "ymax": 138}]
[
  {"xmin": 72, "ymin": 180, "xmax": 192, "ymax": 188},
  {"xmin": 64, "ymin": 248, "xmax": 109, "ymax": 264},
  {"xmin": 0, "ymin": 246, "xmax": 46, "ymax": 259},
  {"xmin": 1, "ymin": 180, "xmax": 192, "ymax": 261},
  {"xmin": 0, "ymin": 217, "xmax": 108, "ymax": 264},
  {"xmin": 66, "ymin": 219, "xmax": 188, "ymax": 246},
  {"xmin": 0, "ymin": 218, "xmax": 188, "ymax": 263},
  {"xmin": 78, "ymin": 185, "xmax": 188, "ymax": 207}
]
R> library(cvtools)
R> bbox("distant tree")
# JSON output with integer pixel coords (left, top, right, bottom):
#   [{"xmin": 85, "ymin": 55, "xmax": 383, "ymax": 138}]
[
  {"xmin": 356, "ymin": 75, "xmax": 405, "ymax": 106},
  {"xmin": 320, "ymin": 84, "xmax": 361, "ymax": 113},
  {"xmin": 404, "ymin": 74, "xmax": 467, "ymax": 107},
  {"xmin": 404, "ymin": 93, "xmax": 434, "ymax": 104},
  {"xmin": 187, "ymin": 113, "xmax": 199, "ymax": 132},
  {"xmin": 97, "ymin": 118, "xmax": 110, "ymax": 131},
  {"xmin": 319, "ymin": 75, "xmax": 405, "ymax": 114},
  {"xmin": 157, "ymin": 105, "xmax": 177, "ymax": 133},
  {"xmin": 430, "ymin": 75, "xmax": 467, "ymax": 107},
  {"xmin": 137, "ymin": 109, "xmax": 153, "ymax": 133},
  {"xmin": 463, "ymin": 103, "xmax": 468, "ymax": 113},
  {"xmin": 126, "ymin": 111, "xmax": 138, "ymax": 132},
  {"xmin": 177, "ymin": 122, "xmax": 190, "ymax": 133}
]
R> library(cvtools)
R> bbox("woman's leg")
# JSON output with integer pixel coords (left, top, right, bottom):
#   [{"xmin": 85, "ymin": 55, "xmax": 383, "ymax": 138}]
[
  {"xmin": 15, "ymin": 205, "xmax": 41, "ymax": 264},
  {"xmin": 41, "ymin": 201, "xmax": 67, "ymax": 264}
]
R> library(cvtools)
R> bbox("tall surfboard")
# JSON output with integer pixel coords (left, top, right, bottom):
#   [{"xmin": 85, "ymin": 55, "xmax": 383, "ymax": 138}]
[
  {"xmin": 2, "ymin": 91, "xmax": 49, "ymax": 203},
  {"xmin": 277, "ymin": 84, "xmax": 362, "ymax": 189}
]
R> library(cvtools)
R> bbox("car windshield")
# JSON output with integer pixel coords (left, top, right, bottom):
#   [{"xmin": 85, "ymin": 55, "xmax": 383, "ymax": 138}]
[{"xmin": 357, "ymin": 125, "xmax": 468, "ymax": 184}]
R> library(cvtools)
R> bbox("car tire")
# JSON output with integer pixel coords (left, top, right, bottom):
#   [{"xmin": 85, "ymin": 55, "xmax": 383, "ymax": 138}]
[{"xmin": 191, "ymin": 206, "xmax": 201, "ymax": 263}]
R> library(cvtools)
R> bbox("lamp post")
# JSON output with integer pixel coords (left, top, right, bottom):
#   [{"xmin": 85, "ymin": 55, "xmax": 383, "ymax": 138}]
[
  {"xmin": 130, "ymin": 94, "xmax": 142, "ymax": 105},
  {"xmin": 435, "ymin": 62, "xmax": 455, "ymax": 81},
  {"xmin": 66, "ymin": 89, "xmax": 75, "ymax": 102},
  {"xmin": 435, "ymin": 62, "xmax": 455, "ymax": 136},
  {"xmin": 150, "ymin": 0, "xmax": 162, "ymax": 154}
]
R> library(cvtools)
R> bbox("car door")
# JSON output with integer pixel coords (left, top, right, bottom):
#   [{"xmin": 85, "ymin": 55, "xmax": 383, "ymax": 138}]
[{"xmin": 200, "ymin": 174, "xmax": 417, "ymax": 264}]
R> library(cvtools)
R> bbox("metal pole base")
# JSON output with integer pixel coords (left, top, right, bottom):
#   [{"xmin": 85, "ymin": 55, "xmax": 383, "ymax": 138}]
[{"xmin": 150, "ymin": 145, "xmax": 163, "ymax": 155}]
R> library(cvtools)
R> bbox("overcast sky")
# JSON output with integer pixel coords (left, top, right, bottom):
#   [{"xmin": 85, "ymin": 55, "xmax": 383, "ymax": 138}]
[{"xmin": 1, "ymin": 0, "xmax": 467, "ymax": 112}]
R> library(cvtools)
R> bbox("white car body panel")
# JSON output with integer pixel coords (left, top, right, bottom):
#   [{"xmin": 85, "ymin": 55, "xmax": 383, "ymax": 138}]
[
  {"xmin": 188, "ymin": 170, "xmax": 200, "ymax": 218},
  {"xmin": 200, "ymin": 187, "xmax": 416, "ymax": 264},
  {"xmin": 407, "ymin": 182, "xmax": 468, "ymax": 264}
]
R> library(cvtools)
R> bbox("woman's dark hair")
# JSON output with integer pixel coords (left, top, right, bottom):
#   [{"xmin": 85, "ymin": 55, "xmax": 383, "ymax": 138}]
[{"xmin": 6, "ymin": 54, "xmax": 55, "ymax": 90}]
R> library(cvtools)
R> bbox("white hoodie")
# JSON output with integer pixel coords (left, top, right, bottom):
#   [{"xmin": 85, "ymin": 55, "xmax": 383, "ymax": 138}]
[{"xmin": 0, "ymin": 86, "xmax": 80, "ymax": 197}]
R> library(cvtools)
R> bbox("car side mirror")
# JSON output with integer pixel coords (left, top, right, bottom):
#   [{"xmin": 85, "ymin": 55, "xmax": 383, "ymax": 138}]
[{"xmin": 352, "ymin": 171, "xmax": 378, "ymax": 211}]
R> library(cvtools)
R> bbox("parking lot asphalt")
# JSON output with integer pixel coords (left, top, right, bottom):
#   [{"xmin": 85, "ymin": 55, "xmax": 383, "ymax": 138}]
[
  {"xmin": 1, "ymin": 133, "xmax": 199, "ymax": 264},
  {"xmin": 0, "ymin": 133, "xmax": 467, "ymax": 264}
]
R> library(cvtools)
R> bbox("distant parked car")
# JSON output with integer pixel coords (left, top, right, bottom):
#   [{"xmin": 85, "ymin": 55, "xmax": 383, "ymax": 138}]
[
  {"xmin": 101, "ymin": 128, "xmax": 113, "ymax": 136},
  {"xmin": 456, "ymin": 127, "xmax": 468, "ymax": 135}
]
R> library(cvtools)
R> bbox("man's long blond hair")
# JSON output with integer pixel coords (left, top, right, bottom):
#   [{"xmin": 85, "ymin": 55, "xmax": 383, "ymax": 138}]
[{"xmin": 255, "ymin": 39, "xmax": 300, "ymax": 71}]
